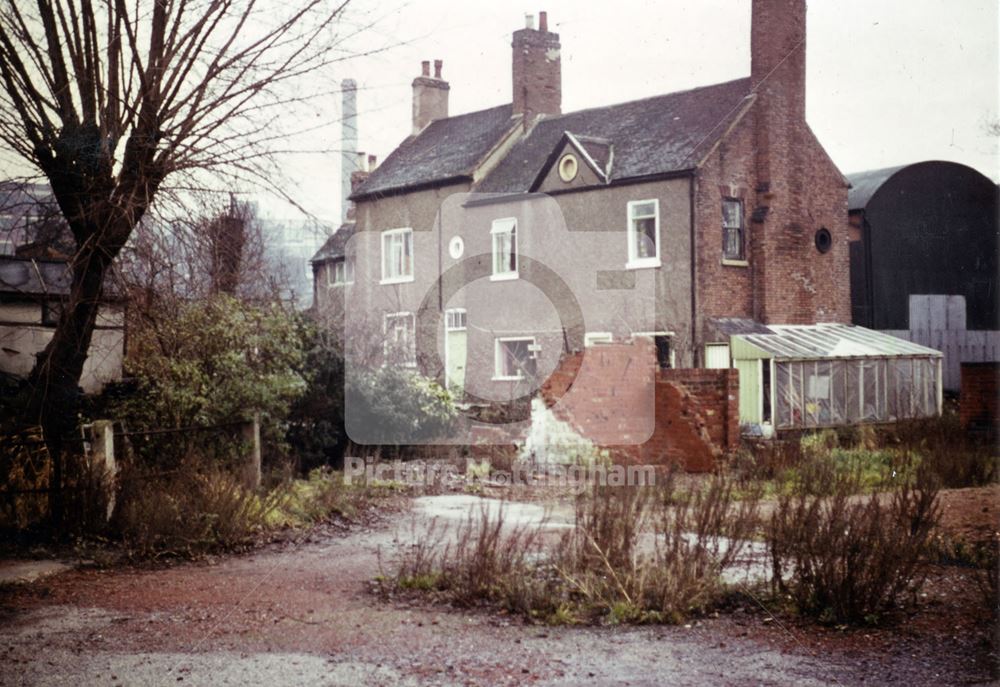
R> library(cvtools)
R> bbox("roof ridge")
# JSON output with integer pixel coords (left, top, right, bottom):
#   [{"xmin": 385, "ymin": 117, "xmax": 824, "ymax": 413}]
[{"xmin": 537, "ymin": 77, "xmax": 752, "ymax": 123}]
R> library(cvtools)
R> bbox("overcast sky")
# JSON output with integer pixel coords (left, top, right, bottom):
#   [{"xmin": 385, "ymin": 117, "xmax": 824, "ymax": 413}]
[{"xmin": 277, "ymin": 0, "xmax": 997, "ymax": 224}]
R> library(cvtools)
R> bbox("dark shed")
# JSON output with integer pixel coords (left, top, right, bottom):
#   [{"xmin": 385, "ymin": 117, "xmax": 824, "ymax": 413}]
[{"xmin": 847, "ymin": 161, "xmax": 999, "ymax": 330}]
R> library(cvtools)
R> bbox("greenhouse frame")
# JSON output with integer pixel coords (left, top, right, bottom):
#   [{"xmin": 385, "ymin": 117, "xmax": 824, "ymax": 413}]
[{"xmin": 731, "ymin": 324, "xmax": 943, "ymax": 431}]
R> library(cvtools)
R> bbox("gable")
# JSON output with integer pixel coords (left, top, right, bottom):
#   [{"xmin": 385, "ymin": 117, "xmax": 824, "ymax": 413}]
[{"xmin": 535, "ymin": 134, "xmax": 610, "ymax": 193}]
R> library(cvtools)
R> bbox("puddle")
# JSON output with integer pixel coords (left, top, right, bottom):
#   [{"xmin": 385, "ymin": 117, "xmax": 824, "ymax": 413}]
[{"xmin": 413, "ymin": 494, "xmax": 573, "ymax": 529}]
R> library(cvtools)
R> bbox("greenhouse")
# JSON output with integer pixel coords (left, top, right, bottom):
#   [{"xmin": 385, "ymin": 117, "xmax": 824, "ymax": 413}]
[{"xmin": 730, "ymin": 324, "xmax": 943, "ymax": 431}]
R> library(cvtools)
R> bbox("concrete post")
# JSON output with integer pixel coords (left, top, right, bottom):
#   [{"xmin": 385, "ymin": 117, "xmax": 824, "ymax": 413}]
[
  {"xmin": 242, "ymin": 414, "xmax": 262, "ymax": 489},
  {"xmin": 91, "ymin": 420, "xmax": 116, "ymax": 520}
]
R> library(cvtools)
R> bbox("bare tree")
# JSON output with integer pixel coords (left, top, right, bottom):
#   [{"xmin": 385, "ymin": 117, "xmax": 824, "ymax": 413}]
[{"xmin": 0, "ymin": 1, "xmax": 358, "ymax": 448}]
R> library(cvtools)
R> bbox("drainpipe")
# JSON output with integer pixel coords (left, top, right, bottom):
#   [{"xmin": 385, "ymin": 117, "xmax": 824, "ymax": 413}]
[{"xmin": 689, "ymin": 175, "xmax": 699, "ymax": 368}]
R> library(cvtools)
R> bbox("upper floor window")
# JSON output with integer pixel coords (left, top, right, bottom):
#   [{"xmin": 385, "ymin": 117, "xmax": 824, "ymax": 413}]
[
  {"xmin": 626, "ymin": 200, "xmax": 660, "ymax": 268},
  {"xmin": 384, "ymin": 312, "xmax": 416, "ymax": 367},
  {"xmin": 491, "ymin": 218, "xmax": 518, "ymax": 280},
  {"xmin": 722, "ymin": 199, "xmax": 745, "ymax": 261},
  {"xmin": 381, "ymin": 228, "xmax": 413, "ymax": 284},
  {"xmin": 328, "ymin": 257, "xmax": 354, "ymax": 286}
]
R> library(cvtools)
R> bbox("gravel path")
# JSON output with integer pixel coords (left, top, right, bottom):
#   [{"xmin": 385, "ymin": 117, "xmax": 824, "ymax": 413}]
[{"xmin": 0, "ymin": 495, "xmax": 995, "ymax": 686}]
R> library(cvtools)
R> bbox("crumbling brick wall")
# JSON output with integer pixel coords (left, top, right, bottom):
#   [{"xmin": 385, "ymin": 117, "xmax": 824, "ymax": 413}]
[
  {"xmin": 960, "ymin": 362, "xmax": 1000, "ymax": 434},
  {"xmin": 540, "ymin": 344, "xmax": 739, "ymax": 472}
]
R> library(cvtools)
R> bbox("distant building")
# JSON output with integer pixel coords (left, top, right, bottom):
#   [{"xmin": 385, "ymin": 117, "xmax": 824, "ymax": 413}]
[
  {"xmin": 0, "ymin": 181, "xmax": 73, "ymax": 258},
  {"xmin": 847, "ymin": 161, "xmax": 999, "ymax": 331},
  {"xmin": 0, "ymin": 257, "xmax": 124, "ymax": 394}
]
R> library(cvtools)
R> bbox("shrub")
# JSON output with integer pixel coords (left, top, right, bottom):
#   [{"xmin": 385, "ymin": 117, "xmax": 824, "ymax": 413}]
[
  {"xmin": 286, "ymin": 326, "xmax": 346, "ymax": 471},
  {"xmin": 387, "ymin": 471, "xmax": 762, "ymax": 625},
  {"xmin": 767, "ymin": 456, "xmax": 940, "ymax": 624},
  {"xmin": 114, "ymin": 465, "xmax": 285, "ymax": 558},
  {"xmin": 345, "ymin": 366, "xmax": 456, "ymax": 448}
]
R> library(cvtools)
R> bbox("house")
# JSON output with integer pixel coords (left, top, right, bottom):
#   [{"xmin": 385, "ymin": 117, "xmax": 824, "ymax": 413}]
[
  {"xmin": 338, "ymin": 0, "xmax": 849, "ymax": 389},
  {"xmin": 0, "ymin": 256, "xmax": 125, "ymax": 394},
  {"xmin": 847, "ymin": 161, "xmax": 1000, "ymax": 391}
]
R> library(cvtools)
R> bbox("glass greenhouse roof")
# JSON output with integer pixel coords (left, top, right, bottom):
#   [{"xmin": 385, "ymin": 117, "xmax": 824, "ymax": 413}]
[{"xmin": 733, "ymin": 324, "xmax": 942, "ymax": 361}]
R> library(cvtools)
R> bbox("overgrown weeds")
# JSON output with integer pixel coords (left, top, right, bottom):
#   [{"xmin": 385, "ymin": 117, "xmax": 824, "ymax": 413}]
[
  {"xmin": 386, "ymin": 471, "xmax": 762, "ymax": 625},
  {"xmin": 767, "ymin": 455, "xmax": 940, "ymax": 625}
]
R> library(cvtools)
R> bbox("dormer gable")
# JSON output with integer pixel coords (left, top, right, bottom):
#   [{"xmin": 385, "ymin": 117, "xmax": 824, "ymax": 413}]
[{"xmin": 532, "ymin": 132, "xmax": 614, "ymax": 193}]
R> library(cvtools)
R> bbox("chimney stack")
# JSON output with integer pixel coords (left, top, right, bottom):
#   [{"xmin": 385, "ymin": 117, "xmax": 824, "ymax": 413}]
[
  {"xmin": 412, "ymin": 59, "xmax": 449, "ymax": 135},
  {"xmin": 347, "ymin": 151, "xmax": 371, "ymax": 222},
  {"xmin": 512, "ymin": 10, "xmax": 561, "ymax": 125},
  {"xmin": 340, "ymin": 79, "xmax": 358, "ymax": 223}
]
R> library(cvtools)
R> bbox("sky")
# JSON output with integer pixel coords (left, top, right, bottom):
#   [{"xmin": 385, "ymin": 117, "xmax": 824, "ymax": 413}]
[{"xmin": 273, "ymin": 0, "xmax": 998, "ymax": 224}]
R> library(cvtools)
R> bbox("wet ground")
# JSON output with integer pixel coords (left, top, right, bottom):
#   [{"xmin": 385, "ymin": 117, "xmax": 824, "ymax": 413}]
[{"xmin": 0, "ymin": 491, "xmax": 996, "ymax": 686}]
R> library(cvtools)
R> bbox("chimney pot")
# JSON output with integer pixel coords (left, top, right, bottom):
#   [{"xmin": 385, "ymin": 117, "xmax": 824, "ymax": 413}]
[
  {"xmin": 356, "ymin": 151, "xmax": 366, "ymax": 171},
  {"xmin": 368, "ymin": 154, "xmax": 377, "ymax": 170},
  {"xmin": 433, "ymin": 60, "xmax": 442, "ymax": 79},
  {"xmin": 525, "ymin": 13, "xmax": 534, "ymax": 29},
  {"xmin": 421, "ymin": 60, "xmax": 430, "ymax": 77},
  {"xmin": 539, "ymin": 11, "xmax": 547, "ymax": 32}
]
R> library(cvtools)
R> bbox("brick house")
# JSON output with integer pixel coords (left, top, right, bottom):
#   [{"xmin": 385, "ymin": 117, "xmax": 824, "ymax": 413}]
[{"xmin": 322, "ymin": 0, "xmax": 850, "ymax": 412}]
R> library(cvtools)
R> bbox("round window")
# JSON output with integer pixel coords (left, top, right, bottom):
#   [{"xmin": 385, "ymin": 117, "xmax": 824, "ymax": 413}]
[
  {"xmin": 814, "ymin": 228, "xmax": 832, "ymax": 254},
  {"xmin": 558, "ymin": 154, "xmax": 578, "ymax": 182},
  {"xmin": 448, "ymin": 235, "xmax": 464, "ymax": 260}
]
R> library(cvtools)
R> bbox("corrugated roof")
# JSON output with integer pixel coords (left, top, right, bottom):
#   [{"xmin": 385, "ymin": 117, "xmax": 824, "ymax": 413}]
[
  {"xmin": 311, "ymin": 222, "xmax": 356, "ymax": 263},
  {"xmin": 477, "ymin": 78, "xmax": 753, "ymax": 194},
  {"xmin": 734, "ymin": 324, "xmax": 941, "ymax": 360},
  {"xmin": 351, "ymin": 104, "xmax": 516, "ymax": 199},
  {"xmin": 846, "ymin": 164, "xmax": 908, "ymax": 211}
]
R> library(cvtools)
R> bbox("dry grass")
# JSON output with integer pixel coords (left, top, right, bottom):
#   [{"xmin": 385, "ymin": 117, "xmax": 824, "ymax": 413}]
[
  {"xmin": 767, "ymin": 455, "xmax": 941, "ymax": 624},
  {"xmin": 387, "ymin": 470, "xmax": 763, "ymax": 625}
]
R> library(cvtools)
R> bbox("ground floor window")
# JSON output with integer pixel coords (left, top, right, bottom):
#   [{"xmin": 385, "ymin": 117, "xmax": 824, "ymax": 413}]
[
  {"xmin": 384, "ymin": 312, "xmax": 416, "ymax": 367},
  {"xmin": 494, "ymin": 337, "xmax": 536, "ymax": 380}
]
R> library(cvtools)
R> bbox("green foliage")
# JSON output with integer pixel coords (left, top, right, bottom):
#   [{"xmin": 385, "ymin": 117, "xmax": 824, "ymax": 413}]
[
  {"xmin": 126, "ymin": 295, "xmax": 305, "ymax": 428},
  {"xmin": 346, "ymin": 366, "xmax": 456, "ymax": 445},
  {"xmin": 102, "ymin": 295, "xmax": 306, "ymax": 467},
  {"xmin": 286, "ymin": 324, "xmax": 346, "ymax": 470}
]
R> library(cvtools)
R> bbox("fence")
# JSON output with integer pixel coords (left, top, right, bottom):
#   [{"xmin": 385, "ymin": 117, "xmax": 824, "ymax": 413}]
[
  {"xmin": 0, "ymin": 416, "xmax": 261, "ymax": 530},
  {"xmin": 882, "ymin": 295, "xmax": 1000, "ymax": 392}
]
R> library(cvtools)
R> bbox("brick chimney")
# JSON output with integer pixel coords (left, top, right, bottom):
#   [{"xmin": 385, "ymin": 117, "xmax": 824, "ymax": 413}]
[
  {"xmin": 411, "ymin": 59, "xmax": 449, "ymax": 135},
  {"xmin": 512, "ymin": 11, "xmax": 561, "ymax": 124},
  {"xmin": 750, "ymin": 0, "xmax": 817, "ymax": 324}
]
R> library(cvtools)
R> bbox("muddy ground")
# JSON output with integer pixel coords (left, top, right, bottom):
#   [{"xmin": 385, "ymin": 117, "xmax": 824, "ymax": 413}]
[{"xmin": 0, "ymin": 488, "xmax": 997, "ymax": 686}]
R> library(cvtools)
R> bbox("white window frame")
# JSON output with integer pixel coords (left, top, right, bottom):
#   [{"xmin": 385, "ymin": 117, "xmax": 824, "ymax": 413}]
[
  {"xmin": 383, "ymin": 311, "xmax": 416, "ymax": 368},
  {"xmin": 380, "ymin": 228, "xmax": 414, "ymax": 285},
  {"xmin": 584, "ymin": 332, "xmax": 613, "ymax": 347},
  {"xmin": 445, "ymin": 308, "xmax": 467, "ymax": 331},
  {"xmin": 721, "ymin": 198, "xmax": 747, "ymax": 265},
  {"xmin": 493, "ymin": 336, "xmax": 536, "ymax": 381},
  {"xmin": 490, "ymin": 217, "xmax": 518, "ymax": 281},
  {"xmin": 626, "ymin": 199, "xmax": 661, "ymax": 269},
  {"xmin": 327, "ymin": 257, "xmax": 354, "ymax": 287}
]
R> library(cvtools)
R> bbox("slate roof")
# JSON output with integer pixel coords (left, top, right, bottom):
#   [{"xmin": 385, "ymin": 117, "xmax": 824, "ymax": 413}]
[
  {"xmin": 310, "ymin": 222, "xmax": 356, "ymax": 263},
  {"xmin": 477, "ymin": 78, "xmax": 753, "ymax": 194},
  {"xmin": 351, "ymin": 104, "xmax": 517, "ymax": 200},
  {"xmin": 846, "ymin": 165, "xmax": 908, "ymax": 211}
]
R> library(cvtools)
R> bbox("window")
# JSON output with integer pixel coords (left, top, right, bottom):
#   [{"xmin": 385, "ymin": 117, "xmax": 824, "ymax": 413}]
[
  {"xmin": 558, "ymin": 154, "xmax": 579, "ymax": 182},
  {"xmin": 626, "ymin": 200, "xmax": 660, "ymax": 268},
  {"xmin": 491, "ymin": 218, "xmax": 517, "ymax": 280},
  {"xmin": 722, "ymin": 199, "xmax": 745, "ymax": 261},
  {"xmin": 654, "ymin": 335, "xmax": 673, "ymax": 370},
  {"xmin": 384, "ymin": 312, "xmax": 416, "ymax": 367},
  {"xmin": 584, "ymin": 332, "xmax": 613, "ymax": 347},
  {"xmin": 328, "ymin": 258, "xmax": 354, "ymax": 286},
  {"xmin": 41, "ymin": 300, "xmax": 62, "ymax": 327},
  {"xmin": 381, "ymin": 228, "xmax": 413, "ymax": 284},
  {"xmin": 445, "ymin": 308, "xmax": 467, "ymax": 331},
  {"xmin": 494, "ymin": 337, "xmax": 537, "ymax": 381}
]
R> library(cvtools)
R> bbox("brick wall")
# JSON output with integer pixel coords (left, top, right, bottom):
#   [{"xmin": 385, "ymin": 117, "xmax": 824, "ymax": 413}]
[
  {"xmin": 695, "ymin": 0, "xmax": 850, "ymax": 350},
  {"xmin": 960, "ymin": 362, "xmax": 1000, "ymax": 434},
  {"xmin": 539, "ymin": 344, "xmax": 739, "ymax": 472}
]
